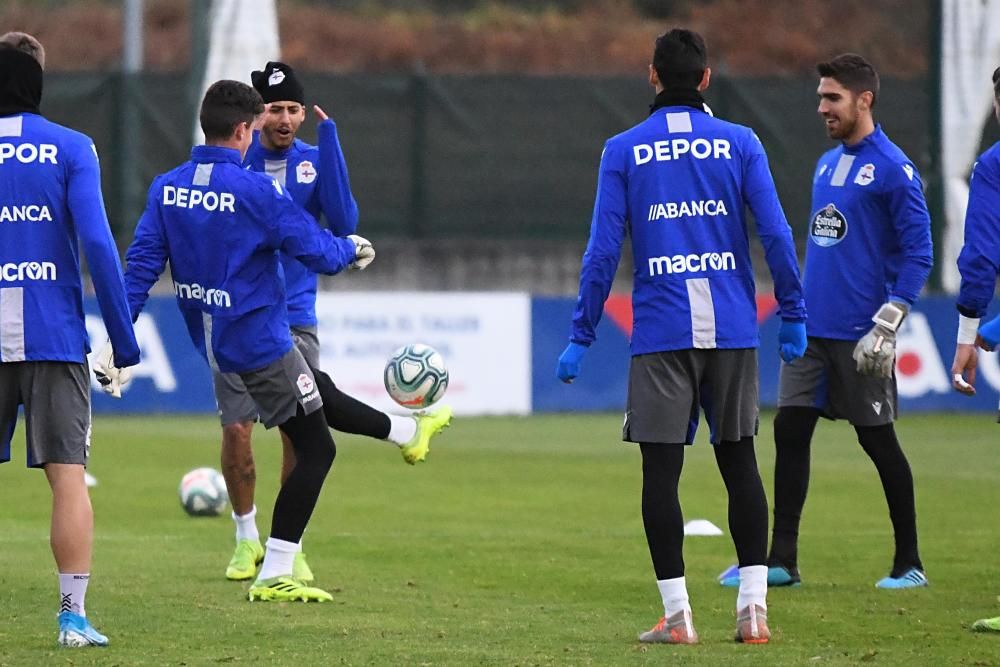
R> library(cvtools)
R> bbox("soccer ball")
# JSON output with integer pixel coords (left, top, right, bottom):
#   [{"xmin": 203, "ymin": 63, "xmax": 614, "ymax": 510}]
[
  {"xmin": 384, "ymin": 343, "xmax": 449, "ymax": 409},
  {"xmin": 178, "ymin": 467, "xmax": 229, "ymax": 517}
]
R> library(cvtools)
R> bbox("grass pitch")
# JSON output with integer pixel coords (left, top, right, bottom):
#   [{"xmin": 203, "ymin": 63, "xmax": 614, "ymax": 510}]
[{"xmin": 0, "ymin": 412, "xmax": 997, "ymax": 665}]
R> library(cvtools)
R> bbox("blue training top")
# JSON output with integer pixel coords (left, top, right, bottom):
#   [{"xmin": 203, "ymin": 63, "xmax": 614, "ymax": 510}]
[
  {"xmin": 243, "ymin": 119, "xmax": 358, "ymax": 327},
  {"xmin": 803, "ymin": 125, "xmax": 933, "ymax": 340},
  {"xmin": 956, "ymin": 140, "xmax": 1000, "ymax": 318},
  {"xmin": 124, "ymin": 145, "xmax": 357, "ymax": 374},
  {"xmin": 0, "ymin": 112, "xmax": 139, "ymax": 366},
  {"xmin": 570, "ymin": 105, "xmax": 806, "ymax": 354}
]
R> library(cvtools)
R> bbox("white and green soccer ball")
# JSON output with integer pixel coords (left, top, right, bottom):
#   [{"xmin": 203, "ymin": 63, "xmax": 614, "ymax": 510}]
[
  {"xmin": 178, "ymin": 467, "xmax": 229, "ymax": 517},
  {"xmin": 384, "ymin": 343, "xmax": 449, "ymax": 410}
]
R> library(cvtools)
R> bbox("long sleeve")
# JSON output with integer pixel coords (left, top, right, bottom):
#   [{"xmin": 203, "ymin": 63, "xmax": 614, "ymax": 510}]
[
  {"xmin": 742, "ymin": 131, "xmax": 806, "ymax": 322},
  {"xmin": 885, "ymin": 162, "xmax": 933, "ymax": 305},
  {"xmin": 268, "ymin": 181, "xmax": 357, "ymax": 275},
  {"xmin": 123, "ymin": 178, "xmax": 170, "ymax": 323},
  {"xmin": 570, "ymin": 142, "xmax": 628, "ymax": 345},
  {"xmin": 316, "ymin": 119, "xmax": 359, "ymax": 236},
  {"xmin": 68, "ymin": 141, "xmax": 141, "ymax": 367},
  {"xmin": 957, "ymin": 156, "xmax": 1000, "ymax": 317}
]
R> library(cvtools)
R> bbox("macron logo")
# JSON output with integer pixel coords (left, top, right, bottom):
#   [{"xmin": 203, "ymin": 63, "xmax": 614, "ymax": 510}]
[
  {"xmin": 648, "ymin": 251, "xmax": 736, "ymax": 277},
  {"xmin": 0, "ymin": 261, "xmax": 56, "ymax": 282},
  {"xmin": 173, "ymin": 281, "xmax": 231, "ymax": 308}
]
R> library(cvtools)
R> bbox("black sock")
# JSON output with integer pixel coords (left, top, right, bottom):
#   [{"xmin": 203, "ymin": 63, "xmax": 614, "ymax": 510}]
[
  {"xmin": 313, "ymin": 369, "xmax": 391, "ymax": 439},
  {"xmin": 271, "ymin": 408, "xmax": 336, "ymax": 543},
  {"xmin": 855, "ymin": 423, "xmax": 922, "ymax": 575},
  {"xmin": 769, "ymin": 407, "xmax": 821, "ymax": 570},
  {"xmin": 715, "ymin": 436, "xmax": 768, "ymax": 567},
  {"xmin": 639, "ymin": 443, "xmax": 686, "ymax": 580}
]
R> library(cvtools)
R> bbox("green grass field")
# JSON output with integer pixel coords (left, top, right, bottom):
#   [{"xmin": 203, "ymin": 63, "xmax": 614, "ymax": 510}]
[{"xmin": 0, "ymin": 412, "xmax": 998, "ymax": 666}]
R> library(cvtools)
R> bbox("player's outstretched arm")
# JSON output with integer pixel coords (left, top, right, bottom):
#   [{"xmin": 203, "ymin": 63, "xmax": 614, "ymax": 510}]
[
  {"xmin": 268, "ymin": 179, "xmax": 362, "ymax": 275},
  {"xmin": 314, "ymin": 104, "xmax": 359, "ymax": 236},
  {"xmin": 68, "ymin": 139, "xmax": 140, "ymax": 368}
]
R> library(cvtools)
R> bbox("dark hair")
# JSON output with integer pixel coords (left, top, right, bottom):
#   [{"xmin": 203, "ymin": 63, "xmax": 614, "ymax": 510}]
[
  {"xmin": 0, "ymin": 31, "xmax": 45, "ymax": 69},
  {"xmin": 817, "ymin": 53, "xmax": 880, "ymax": 108},
  {"xmin": 993, "ymin": 66, "xmax": 1000, "ymax": 100},
  {"xmin": 199, "ymin": 80, "xmax": 264, "ymax": 142},
  {"xmin": 652, "ymin": 29, "xmax": 707, "ymax": 90}
]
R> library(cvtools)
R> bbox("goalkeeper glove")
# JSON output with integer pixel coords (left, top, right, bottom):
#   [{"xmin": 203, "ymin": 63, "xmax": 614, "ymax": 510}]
[
  {"xmin": 556, "ymin": 342, "xmax": 588, "ymax": 383},
  {"xmin": 347, "ymin": 234, "xmax": 375, "ymax": 270},
  {"xmin": 777, "ymin": 319, "xmax": 807, "ymax": 362},
  {"xmin": 852, "ymin": 301, "xmax": 908, "ymax": 378},
  {"xmin": 93, "ymin": 341, "xmax": 132, "ymax": 398}
]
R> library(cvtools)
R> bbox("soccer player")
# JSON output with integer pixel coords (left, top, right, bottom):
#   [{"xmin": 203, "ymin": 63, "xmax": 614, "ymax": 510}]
[
  {"xmin": 0, "ymin": 32, "xmax": 140, "ymax": 646},
  {"xmin": 212, "ymin": 61, "xmax": 451, "ymax": 584},
  {"xmin": 950, "ymin": 66, "xmax": 1000, "ymax": 633},
  {"xmin": 557, "ymin": 28, "xmax": 807, "ymax": 645},
  {"xmin": 123, "ymin": 79, "xmax": 373, "ymax": 602},
  {"xmin": 745, "ymin": 54, "xmax": 933, "ymax": 590}
]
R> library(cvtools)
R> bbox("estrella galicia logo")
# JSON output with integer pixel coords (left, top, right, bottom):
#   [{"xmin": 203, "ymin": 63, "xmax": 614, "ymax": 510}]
[{"xmin": 810, "ymin": 203, "xmax": 847, "ymax": 247}]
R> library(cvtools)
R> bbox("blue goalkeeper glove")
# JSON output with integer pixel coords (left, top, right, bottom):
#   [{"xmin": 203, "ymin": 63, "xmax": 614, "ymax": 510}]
[
  {"xmin": 778, "ymin": 320, "xmax": 807, "ymax": 362},
  {"xmin": 978, "ymin": 315, "xmax": 1000, "ymax": 350},
  {"xmin": 556, "ymin": 342, "xmax": 588, "ymax": 383}
]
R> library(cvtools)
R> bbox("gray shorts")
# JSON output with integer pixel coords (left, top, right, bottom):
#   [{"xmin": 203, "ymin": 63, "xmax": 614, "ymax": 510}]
[
  {"xmin": 238, "ymin": 346, "xmax": 323, "ymax": 429},
  {"xmin": 624, "ymin": 348, "xmax": 759, "ymax": 445},
  {"xmin": 0, "ymin": 361, "xmax": 91, "ymax": 468},
  {"xmin": 778, "ymin": 337, "xmax": 897, "ymax": 426},
  {"xmin": 213, "ymin": 325, "xmax": 320, "ymax": 426}
]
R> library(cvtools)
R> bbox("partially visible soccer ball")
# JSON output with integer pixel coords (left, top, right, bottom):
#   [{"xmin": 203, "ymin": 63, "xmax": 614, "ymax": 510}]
[
  {"xmin": 178, "ymin": 467, "xmax": 229, "ymax": 517},
  {"xmin": 384, "ymin": 343, "xmax": 449, "ymax": 409}
]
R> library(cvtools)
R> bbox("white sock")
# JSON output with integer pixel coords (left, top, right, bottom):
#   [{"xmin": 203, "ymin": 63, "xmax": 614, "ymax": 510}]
[
  {"xmin": 737, "ymin": 565, "xmax": 768, "ymax": 611},
  {"xmin": 256, "ymin": 537, "xmax": 298, "ymax": 581},
  {"xmin": 386, "ymin": 415, "xmax": 417, "ymax": 445},
  {"xmin": 233, "ymin": 505, "xmax": 259, "ymax": 543},
  {"xmin": 59, "ymin": 573, "xmax": 89, "ymax": 617},
  {"xmin": 656, "ymin": 576, "xmax": 691, "ymax": 617}
]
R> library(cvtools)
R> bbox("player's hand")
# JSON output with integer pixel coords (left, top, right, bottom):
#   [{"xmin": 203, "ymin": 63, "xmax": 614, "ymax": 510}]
[
  {"xmin": 313, "ymin": 105, "xmax": 329, "ymax": 122},
  {"xmin": 556, "ymin": 342, "xmax": 588, "ymax": 383},
  {"xmin": 951, "ymin": 343, "xmax": 978, "ymax": 395},
  {"xmin": 347, "ymin": 234, "xmax": 375, "ymax": 270},
  {"xmin": 777, "ymin": 319, "xmax": 807, "ymax": 363},
  {"xmin": 853, "ymin": 301, "xmax": 908, "ymax": 378},
  {"xmin": 93, "ymin": 341, "xmax": 132, "ymax": 399}
]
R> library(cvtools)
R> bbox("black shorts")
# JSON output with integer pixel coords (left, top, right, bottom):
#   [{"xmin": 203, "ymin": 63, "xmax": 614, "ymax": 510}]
[
  {"xmin": 778, "ymin": 337, "xmax": 896, "ymax": 426},
  {"xmin": 624, "ymin": 348, "xmax": 759, "ymax": 445},
  {"xmin": 0, "ymin": 361, "xmax": 91, "ymax": 467}
]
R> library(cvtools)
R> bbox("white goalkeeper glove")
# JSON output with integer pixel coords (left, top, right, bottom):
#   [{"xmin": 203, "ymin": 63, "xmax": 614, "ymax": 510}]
[
  {"xmin": 347, "ymin": 234, "xmax": 375, "ymax": 271},
  {"xmin": 852, "ymin": 301, "xmax": 908, "ymax": 378},
  {"xmin": 93, "ymin": 341, "xmax": 132, "ymax": 398}
]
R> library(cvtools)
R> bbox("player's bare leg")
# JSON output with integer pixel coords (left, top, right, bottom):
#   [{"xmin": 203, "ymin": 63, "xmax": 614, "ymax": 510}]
[
  {"xmin": 221, "ymin": 421, "xmax": 263, "ymax": 580},
  {"xmin": 47, "ymin": 463, "xmax": 107, "ymax": 647}
]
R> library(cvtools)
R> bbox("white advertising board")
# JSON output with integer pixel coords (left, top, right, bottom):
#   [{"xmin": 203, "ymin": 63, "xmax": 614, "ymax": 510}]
[{"xmin": 315, "ymin": 292, "xmax": 531, "ymax": 416}]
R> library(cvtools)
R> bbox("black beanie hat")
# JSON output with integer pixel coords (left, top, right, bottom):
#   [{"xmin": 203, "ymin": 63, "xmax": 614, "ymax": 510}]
[
  {"xmin": 0, "ymin": 47, "xmax": 43, "ymax": 115},
  {"xmin": 251, "ymin": 61, "xmax": 304, "ymax": 104}
]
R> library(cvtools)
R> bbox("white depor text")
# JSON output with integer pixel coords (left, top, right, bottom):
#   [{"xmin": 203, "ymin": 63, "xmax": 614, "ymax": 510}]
[
  {"xmin": 173, "ymin": 281, "xmax": 231, "ymax": 307},
  {"xmin": 647, "ymin": 199, "xmax": 728, "ymax": 221},
  {"xmin": 0, "ymin": 261, "xmax": 56, "ymax": 282},
  {"xmin": 648, "ymin": 251, "xmax": 736, "ymax": 277},
  {"xmin": 0, "ymin": 143, "xmax": 58, "ymax": 165},
  {"xmin": 162, "ymin": 185, "xmax": 235, "ymax": 212},
  {"xmin": 633, "ymin": 138, "xmax": 731, "ymax": 165}
]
